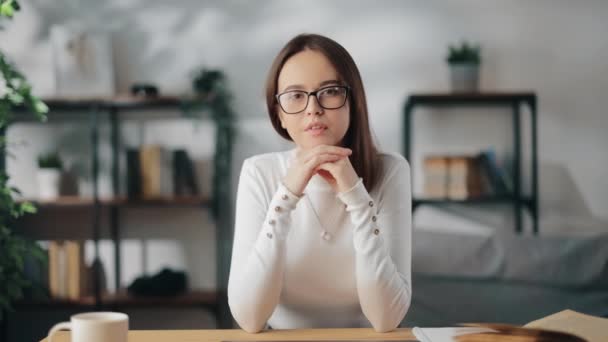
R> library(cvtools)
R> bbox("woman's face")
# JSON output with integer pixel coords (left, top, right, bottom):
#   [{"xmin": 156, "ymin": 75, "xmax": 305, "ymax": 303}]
[{"xmin": 276, "ymin": 49, "xmax": 350, "ymax": 150}]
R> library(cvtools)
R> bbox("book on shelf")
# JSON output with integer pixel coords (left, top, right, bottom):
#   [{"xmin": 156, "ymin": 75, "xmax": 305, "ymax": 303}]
[
  {"xmin": 173, "ymin": 149, "xmax": 200, "ymax": 196},
  {"xmin": 446, "ymin": 155, "xmax": 485, "ymax": 200},
  {"xmin": 478, "ymin": 149, "xmax": 512, "ymax": 195},
  {"xmin": 423, "ymin": 151, "xmax": 511, "ymax": 200},
  {"xmin": 126, "ymin": 148, "xmax": 142, "ymax": 198},
  {"xmin": 65, "ymin": 240, "xmax": 86, "ymax": 299},
  {"xmin": 127, "ymin": 145, "xmax": 200, "ymax": 200},
  {"xmin": 423, "ymin": 156, "xmax": 449, "ymax": 198},
  {"xmin": 48, "ymin": 241, "xmax": 65, "ymax": 298},
  {"xmin": 47, "ymin": 240, "xmax": 88, "ymax": 300},
  {"xmin": 139, "ymin": 145, "xmax": 173, "ymax": 199}
]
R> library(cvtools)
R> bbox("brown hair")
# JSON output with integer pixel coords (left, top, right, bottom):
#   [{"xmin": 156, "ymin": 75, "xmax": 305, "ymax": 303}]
[{"xmin": 265, "ymin": 33, "xmax": 381, "ymax": 191}]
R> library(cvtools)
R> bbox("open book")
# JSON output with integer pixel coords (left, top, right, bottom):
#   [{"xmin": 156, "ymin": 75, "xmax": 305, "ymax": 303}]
[
  {"xmin": 413, "ymin": 309, "xmax": 606, "ymax": 342},
  {"xmin": 525, "ymin": 309, "xmax": 607, "ymax": 342}
]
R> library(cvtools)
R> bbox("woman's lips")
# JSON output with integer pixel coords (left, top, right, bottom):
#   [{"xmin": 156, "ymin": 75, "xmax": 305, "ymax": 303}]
[{"xmin": 306, "ymin": 124, "xmax": 328, "ymax": 136}]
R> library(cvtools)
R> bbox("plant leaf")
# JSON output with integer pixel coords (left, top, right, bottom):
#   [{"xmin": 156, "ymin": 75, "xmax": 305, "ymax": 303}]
[{"xmin": 20, "ymin": 201, "xmax": 36, "ymax": 214}]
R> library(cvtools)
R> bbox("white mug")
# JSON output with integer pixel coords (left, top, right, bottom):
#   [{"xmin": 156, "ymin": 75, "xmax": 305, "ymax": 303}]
[{"xmin": 47, "ymin": 312, "xmax": 128, "ymax": 342}]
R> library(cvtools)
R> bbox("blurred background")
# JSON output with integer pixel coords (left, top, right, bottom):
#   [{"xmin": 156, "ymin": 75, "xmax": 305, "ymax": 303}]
[{"xmin": 1, "ymin": 1, "xmax": 607, "ymax": 341}]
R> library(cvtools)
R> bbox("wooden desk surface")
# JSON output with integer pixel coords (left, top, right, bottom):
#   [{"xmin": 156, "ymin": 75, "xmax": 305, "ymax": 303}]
[{"xmin": 42, "ymin": 328, "xmax": 416, "ymax": 342}]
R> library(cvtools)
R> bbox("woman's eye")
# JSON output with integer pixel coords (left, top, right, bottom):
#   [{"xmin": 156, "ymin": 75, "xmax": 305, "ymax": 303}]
[
  {"xmin": 320, "ymin": 87, "xmax": 340, "ymax": 96},
  {"xmin": 288, "ymin": 92, "xmax": 304, "ymax": 100}
]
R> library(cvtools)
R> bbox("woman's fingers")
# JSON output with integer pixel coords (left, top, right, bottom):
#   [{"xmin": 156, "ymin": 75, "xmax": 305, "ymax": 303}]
[
  {"xmin": 315, "ymin": 161, "xmax": 340, "ymax": 172},
  {"xmin": 305, "ymin": 153, "xmax": 343, "ymax": 171},
  {"xmin": 316, "ymin": 169, "xmax": 336, "ymax": 184},
  {"xmin": 302, "ymin": 145, "xmax": 351, "ymax": 163},
  {"xmin": 317, "ymin": 145, "xmax": 351, "ymax": 155},
  {"xmin": 284, "ymin": 146, "xmax": 350, "ymax": 195}
]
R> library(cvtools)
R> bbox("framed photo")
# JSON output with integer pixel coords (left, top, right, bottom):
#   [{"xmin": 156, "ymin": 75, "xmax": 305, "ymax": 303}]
[{"xmin": 51, "ymin": 25, "xmax": 115, "ymax": 97}]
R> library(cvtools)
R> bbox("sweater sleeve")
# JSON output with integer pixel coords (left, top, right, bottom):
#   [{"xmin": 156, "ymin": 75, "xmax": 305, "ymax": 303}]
[
  {"xmin": 337, "ymin": 158, "xmax": 412, "ymax": 332},
  {"xmin": 227, "ymin": 159, "xmax": 301, "ymax": 333}
]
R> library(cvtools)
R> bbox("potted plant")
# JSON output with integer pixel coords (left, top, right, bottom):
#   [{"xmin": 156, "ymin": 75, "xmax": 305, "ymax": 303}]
[
  {"xmin": 192, "ymin": 69, "xmax": 226, "ymax": 99},
  {"xmin": 1, "ymin": 0, "xmax": 49, "ymax": 322},
  {"xmin": 446, "ymin": 41, "xmax": 481, "ymax": 92},
  {"xmin": 36, "ymin": 152, "xmax": 63, "ymax": 200}
]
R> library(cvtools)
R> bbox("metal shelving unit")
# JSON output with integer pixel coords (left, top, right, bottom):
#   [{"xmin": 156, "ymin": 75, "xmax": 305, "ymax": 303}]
[
  {"xmin": 403, "ymin": 92, "xmax": 538, "ymax": 234},
  {"xmin": 3, "ymin": 96, "xmax": 235, "ymax": 327}
]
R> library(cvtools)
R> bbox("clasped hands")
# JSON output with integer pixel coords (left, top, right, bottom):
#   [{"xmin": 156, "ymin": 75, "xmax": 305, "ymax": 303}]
[{"xmin": 283, "ymin": 145, "xmax": 359, "ymax": 196}]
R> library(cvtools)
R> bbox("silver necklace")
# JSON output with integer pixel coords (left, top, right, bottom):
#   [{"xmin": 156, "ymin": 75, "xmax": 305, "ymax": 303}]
[{"xmin": 304, "ymin": 192, "xmax": 345, "ymax": 242}]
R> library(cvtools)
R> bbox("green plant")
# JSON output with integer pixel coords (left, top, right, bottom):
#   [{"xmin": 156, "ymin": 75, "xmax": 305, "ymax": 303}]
[
  {"xmin": 1, "ymin": 0, "xmax": 49, "ymax": 316},
  {"xmin": 192, "ymin": 69, "xmax": 226, "ymax": 95},
  {"xmin": 446, "ymin": 41, "xmax": 481, "ymax": 65},
  {"xmin": 37, "ymin": 152, "xmax": 63, "ymax": 169},
  {"xmin": 184, "ymin": 68, "xmax": 235, "ymax": 219},
  {"xmin": 0, "ymin": 0, "xmax": 19, "ymax": 18}
]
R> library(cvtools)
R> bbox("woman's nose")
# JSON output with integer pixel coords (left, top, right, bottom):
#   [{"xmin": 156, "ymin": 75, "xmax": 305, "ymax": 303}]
[{"xmin": 305, "ymin": 94, "xmax": 324, "ymax": 116}]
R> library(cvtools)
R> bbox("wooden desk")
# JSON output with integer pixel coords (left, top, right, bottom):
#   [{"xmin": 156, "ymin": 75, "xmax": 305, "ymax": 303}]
[{"xmin": 41, "ymin": 328, "xmax": 416, "ymax": 342}]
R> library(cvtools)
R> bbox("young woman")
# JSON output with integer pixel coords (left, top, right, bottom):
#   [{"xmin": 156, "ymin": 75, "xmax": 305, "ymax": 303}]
[{"xmin": 228, "ymin": 33, "xmax": 412, "ymax": 333}]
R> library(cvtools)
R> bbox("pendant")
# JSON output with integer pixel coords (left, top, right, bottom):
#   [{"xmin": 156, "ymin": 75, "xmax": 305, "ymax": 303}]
[{"xmin": 321, "ymin": 231, "xmax": 332, "ymax": 241}]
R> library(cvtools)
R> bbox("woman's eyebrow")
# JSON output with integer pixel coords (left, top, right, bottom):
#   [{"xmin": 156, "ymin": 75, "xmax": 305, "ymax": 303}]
[
  {"xmin": 282, "ymin": 80, "xmax": 340, "ymax": 92},
  {"xmin": 282, "ymin": 84, "xmax": 305, "ymax": 92},
  {"xmin": 318, "ymin": 80, "xmax": 340, "ymax": 87}
]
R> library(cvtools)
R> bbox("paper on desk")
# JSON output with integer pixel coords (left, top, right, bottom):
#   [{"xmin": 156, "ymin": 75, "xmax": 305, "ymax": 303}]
[
  {"xmin": 525, "ymin": 309, "xmax": 608, "ymax": 342},
  {"xmin": 413, "ymin": 327, "xmax": 495, "ymax": 342}
]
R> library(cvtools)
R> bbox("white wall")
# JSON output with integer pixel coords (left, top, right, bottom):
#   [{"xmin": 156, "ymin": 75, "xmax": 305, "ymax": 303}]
[{"xmin": 2, "ymin": 0, "xmax": 608, "ymax": 292}]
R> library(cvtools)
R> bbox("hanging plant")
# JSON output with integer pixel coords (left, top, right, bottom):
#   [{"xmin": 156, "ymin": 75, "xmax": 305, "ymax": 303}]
[
  {"xmin": 182, "ymin": 68, "xmax": 235, "ymax": 218},
  {"xmin": 0, "ymin": 0, "xmax": 49, "ymax": 317}
]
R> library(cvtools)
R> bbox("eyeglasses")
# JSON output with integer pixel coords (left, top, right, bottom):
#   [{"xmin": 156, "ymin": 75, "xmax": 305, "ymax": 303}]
[{"xmin": 276, "ymin": 85, "xmax": 350, "ymax": 114}]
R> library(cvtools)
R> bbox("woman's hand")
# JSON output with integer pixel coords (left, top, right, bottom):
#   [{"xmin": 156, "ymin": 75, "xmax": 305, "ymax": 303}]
[
  {"xmin": 283, "ymin": 145, "xmax": 352, "ymax": 196},
  {"xmin": 316, "ymin": 156, "xmax": 360, "ymax": 193}
]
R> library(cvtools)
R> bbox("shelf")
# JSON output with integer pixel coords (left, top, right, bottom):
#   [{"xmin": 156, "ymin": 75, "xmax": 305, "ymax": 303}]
[
  {"xmin": 406, "ymin": 92, "xmax": 536, "ymax": 108},
  {"xmin": 414, "ymin": 196, "xmax": 533, "ymax": 206},
  {"xmin": 3, "ymin": 91, "xmax": 235, "ymax": 327},
  {"xmin": 104, "ymin": 289, "xmax": 219, "ymax": 308},
  {"xmin": 15, "ymin": 289, "xmax": 219, "ymax": 309},
  {"xmin": 408, "ymin": 91, "xmax": 536, "ymax": 101},
  {"xmin": 13, "ymin": 95, "xmax": 207, "ymax": 110},
  {"xmin": 404, "ymin": 91, "xmax": 539, "ymax": 234},
  {"xmin": 18, "ymin": 195, "xmax": 212, "ymax": 209},
  {"xmin": 9, "ymin": 95, "xmax": 218, "ymax": 122}
]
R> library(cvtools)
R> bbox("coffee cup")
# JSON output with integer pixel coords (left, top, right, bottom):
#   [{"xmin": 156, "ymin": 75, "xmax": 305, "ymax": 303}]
[{"xmin": 47, "ymin": 312, "xmax": 128, "ymax": 342}]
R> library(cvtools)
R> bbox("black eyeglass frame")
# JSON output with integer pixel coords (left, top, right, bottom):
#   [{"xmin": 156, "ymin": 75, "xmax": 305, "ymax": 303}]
[{"xmin": 275, "ymin": 85, "xmax": 351, "ymax": 114}]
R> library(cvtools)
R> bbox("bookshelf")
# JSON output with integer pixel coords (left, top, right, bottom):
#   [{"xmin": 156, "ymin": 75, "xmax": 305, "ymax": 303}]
[
  {"xmin": 3, "ymin": 96, "xmax": 234, "ymax": 327},
  {"xmin": 18, "ymin": 196, "xmax": 212, "ymax": 208},
  {"xmin": 15, "ymin": 289, "xmax": 218, "ymax": 309},
  {"xmin": 413, "ymin": 195, "xmax": 534, "ymax": 206},
  {"xmin": 403, "ymin": 92, "xmax": 538, "ymax": 234}
]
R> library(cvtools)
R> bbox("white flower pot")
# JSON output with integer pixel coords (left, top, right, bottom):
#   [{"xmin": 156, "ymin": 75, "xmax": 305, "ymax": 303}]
[
  {"xmin": 449, "ymin": 63, "xmax": 480, "ymax": 92},
  {"xmin": 37, "ymin": 169, "xmax": 62, "ymax": 200}
]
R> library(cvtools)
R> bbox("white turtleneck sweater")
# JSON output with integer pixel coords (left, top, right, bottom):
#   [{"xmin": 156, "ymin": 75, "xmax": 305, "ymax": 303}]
[{"xmin": 228, "ymin": 149, "xmax": 412, "ymax": 333}]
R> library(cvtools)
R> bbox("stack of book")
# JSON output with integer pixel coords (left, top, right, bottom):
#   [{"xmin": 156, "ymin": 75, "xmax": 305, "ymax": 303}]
[
  {"xmin": 423, "ymin": 150, "xmax": 512, "ymax": 200},
  {"xmin": 126, "ymin": 145, "xmax": 199, "ymax": 199},
  {"xmin": 48, "ymin": 240, "xmax": 89, "ymax": 300}
]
